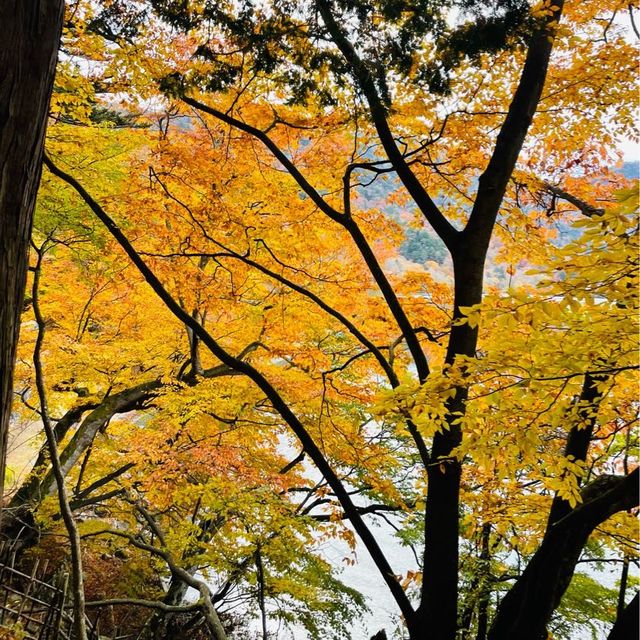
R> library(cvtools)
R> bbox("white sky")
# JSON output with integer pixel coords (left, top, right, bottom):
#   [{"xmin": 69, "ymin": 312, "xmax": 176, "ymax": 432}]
[{"xmin": 619, "ymin": 136, "xmax": 640, "ymax": 161}]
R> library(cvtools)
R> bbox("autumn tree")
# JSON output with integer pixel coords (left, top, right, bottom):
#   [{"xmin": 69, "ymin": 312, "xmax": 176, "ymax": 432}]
[
  {"xmin": 4, "ymin": 1, "xmax": 638, "ymax": 638},
  {"xmin": 8, "ymin": 121, "xmax": 370, "ymax": 639}
]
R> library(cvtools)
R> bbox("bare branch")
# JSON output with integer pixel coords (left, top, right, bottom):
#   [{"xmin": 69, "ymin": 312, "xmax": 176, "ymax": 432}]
[
  {"xmin": 542, "ymin": 182, "xmax": 605, "ymax": 217},
  {"xmin": 316, "ymin": 0, "xmax": 457, "ymax": 249},
  {"xmin": 85, "ymin": 598, "xmax": 201, "ymax": 613}
]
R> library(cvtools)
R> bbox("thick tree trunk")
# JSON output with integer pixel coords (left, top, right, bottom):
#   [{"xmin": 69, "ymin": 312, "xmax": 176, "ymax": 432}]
[
  {"xmin": 489, "ymin": 470, "xmax": 639, "ymax": 640},
  {"xmin": 608, "ymin": 593, "xmax": 639, "ymax": 640},
  {"xmin": 415, "ymin": 5, "xmax": 564, "ymax": 635},
  {"xmin": 0, "ymin": 0, "xmax": 64, "ymax": 505},
  {"xmin": 416, "ymin": 255, "xmax": 483, "ymax": 640}
]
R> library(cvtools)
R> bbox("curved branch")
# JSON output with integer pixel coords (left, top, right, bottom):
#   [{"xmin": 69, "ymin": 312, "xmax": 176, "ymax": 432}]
[
  {"xmin": 11, "ymin": 348, "xmax": 256, "ymax": 510},
  {"xmin": 31, "ymin": 241, "xmax": 88, "ymax": 640},
  {"xmin": 309, "ymin": 502, "xmax": 405, "ymax": 522},
  {"xmin": 13, "ymin": 378, "xmax": 161, "ymax": 506},
  {"xmin": 542, "ymin": 182, "xmax": 605, "ymax": 217},
  {"xmin": 316, "ymin": 0, "xmax": 457, "ymax": 250},
  {"xmin": 489, "ymin": 468, "xmax": 639, "ymax": 640},
  {"xmin": 11, "ymin": 400, "xmax": 98, "ymax": 498},
  {"xmin": 74, "ymin": 463, "xmax": 135, "ymax": 502},
  {"xmin": 181, "ymin": 95, "xmax": 343, "ymax": 224},
  {"xmin": 188, "ymin": 249, "xmax": 398, "ymax": 384},
  {"xmin": 85, "ymin": 598, "xmax": 201, "ymax": 613},
  {"xmin": 44, "ymin": 153, "xmax": 415, "ymax": 625},
  {"xmin": 83, "ymin": 527, "xmax": 227, "ymax": 640}
]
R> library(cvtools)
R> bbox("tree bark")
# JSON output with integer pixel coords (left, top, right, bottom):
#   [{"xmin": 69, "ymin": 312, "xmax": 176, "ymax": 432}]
[
  {"xmin": 546, "ymin": 372, "xmax": 606, "ymax": 528},
  {"xmin": 608, "ymin": 592, "xmax": 639, "ymax": 640},
  {"xmin": 489, "ymin": 470, "xmax": 639, "ymax": 640},
  {"xmin": 0, "ymin": 0, "xmax": 64, "ymax": 507},
  {"xmin": 416, "ymin": 5, "xmax": 565, "ymax": 636}
]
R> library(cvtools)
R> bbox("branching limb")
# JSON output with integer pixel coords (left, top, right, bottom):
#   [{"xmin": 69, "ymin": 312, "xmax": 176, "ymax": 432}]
[
  {"xmin": 18, "ymin": 379, "xmax": 161, "ymax": 504},
  {"xmin": 309, "ymin": 502, "xmax": 406, "ymax": 522},
  {"xmin": 83, "ymin": 525, "xmax": 227, "ymax": 640},
  {"xmin": 31, "ymin": 239, "xmax": 88, "ymax": 640},
  {"xmin": 316, "ymin": 0, "xmax": 457, "ymax": 250},
  {"xmin": 181, "ymin": 96, "xmax": 344, "ymax": 224},
  {"xmin": 74, "ymin": 463, "xmax": 135, "ymax": 503},
  {"xmin": 541, "ymin": 182, "xmax": 605, "ymax": 217},
  {"xmin": 489, "ymin": 468, "xmax": 639, "ymax": 640},
  {"xmin": 85, "ymin": 598, "xmax": 201, "ymax": 613},
  {"xmin": 278, "ymin": 451, "xmax": 305, "ymax": 475},
  {"xmin": 179, "ymin": 96, "xmax": 430, "ymax": 383},
  {"xmin": 187, "ymin": 249, "xmax": 398, "ymax": 384},
  {"xmin": 11, "ymin": 342, "xmax": 257, "ymax": 510},
  {"xmin": 44, "ymin": 153, "xmax": 415, "ymax": 625},
  {"xmin": 145, "ymin": 170, "xmax": 418, "ymax": 385},
  {"xmin": 68, "ymin": 488, "xmax": 125, "ymax": 511},
  {"xmin": 465, "ymin": 2, "xmax": 566, "ymax": 245},
  {"xmin": 9, "ymin": 399, "xmax": 97, "ymax": 506}
]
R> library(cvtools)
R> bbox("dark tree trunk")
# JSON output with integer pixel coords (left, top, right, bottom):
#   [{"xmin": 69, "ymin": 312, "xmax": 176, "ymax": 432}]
[
  {"xmin": 489, "ymin": 470, "xmax": 639, "ymax": 640},
  {"xmin": 475, "ymin": 524, "xmax": 492, "ymax": 640},
  {"xmin": 415, "ymin": 4, "xmax": 564, "ymax": 634},
  {"xmin": 616, "ymin": 556, "xmax": 630, "ymax": 621},
  {"xmin": 608, "ymin": 592, "xmax": 639, "ymax": 640},
  {"xmin": 0, "ymin": 0, "xmax": 64, "ymax": 505},
  {"xmin": 416, "ymin": 254, "xmax": 483, "ymax": 640}
]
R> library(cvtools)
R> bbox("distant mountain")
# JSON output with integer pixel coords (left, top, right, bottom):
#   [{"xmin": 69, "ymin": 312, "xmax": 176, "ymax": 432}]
[
  {"xmin": 621, "ymin": 161, "xmax": 638, "ymax": 179},
  {"xmin": 359, "ymin": 161, "xmax": 638, "ymax": 271}
]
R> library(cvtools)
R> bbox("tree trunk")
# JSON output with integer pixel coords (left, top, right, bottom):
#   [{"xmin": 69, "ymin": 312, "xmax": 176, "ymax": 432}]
[
  {"xmin": 0, "ymin": 0, "xmax": 64, "ymax": 506},
  {"xmin": 415, "ymin": 2, "xmax": 564, "ymax": 632},
  {"xmin": 416, "ymin": 253, "xmax": 483, "ymax": 640},
  {"xmin": 489, "ymin": 470, "xmax": 639, "ymax": 640},
  {"xmin": 608, "ymin": 592, "xmax": 639, "ymax": 640},
  {"xmin": 475, "ymin": 524, "xmax": 492, "ymax": 640},
  {"xmin": 616, "ymin": 556, "xmax": 629, "ymax": 621}
]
